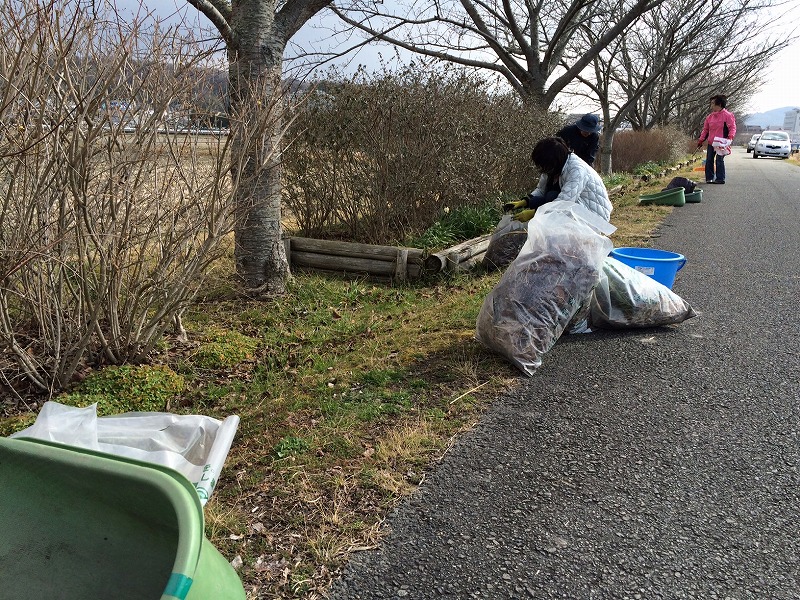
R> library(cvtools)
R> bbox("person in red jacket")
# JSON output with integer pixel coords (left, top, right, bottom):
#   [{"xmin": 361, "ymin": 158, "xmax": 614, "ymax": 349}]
[{"xmin": 697, "ymin": 94, "xmax": 737, "ymax": 184}]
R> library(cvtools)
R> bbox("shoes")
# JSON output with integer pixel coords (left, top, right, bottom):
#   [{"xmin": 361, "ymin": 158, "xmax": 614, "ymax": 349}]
[
  {"xmin": 711, "ymin": 180, "xmax": 725, "ymax": 184},
  {"xmin": 706, "ymin": 180, "xmax": 714, "ymax": 183}
]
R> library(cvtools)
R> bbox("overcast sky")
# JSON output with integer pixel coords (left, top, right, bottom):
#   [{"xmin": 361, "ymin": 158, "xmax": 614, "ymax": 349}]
[
  {"xmin": 124, "ymin": 0, "xmax": 799, "ymax": 115},
  {"xmin": 749, "ymin": 40, "xmax": 800, "ymax": 114}
]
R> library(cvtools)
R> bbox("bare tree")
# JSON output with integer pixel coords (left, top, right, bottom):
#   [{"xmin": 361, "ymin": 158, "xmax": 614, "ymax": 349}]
[
  {"xmin": 330, "ymin": 0, "xmax": 672, "ymax": 108},
  {"xmin": 0, "ymin": 1, "xmax": 271, "ymax": 394},
  {"xmin": 572, "ymin": 0, "xmax": 788, "ymax": 173},
  {"xmin": 622, "ymin": 3, "xmax": 789, "ymax": 133},
  {"xmin": 186, "ymin": 0, "xmax": 332, "ymax": 295}
]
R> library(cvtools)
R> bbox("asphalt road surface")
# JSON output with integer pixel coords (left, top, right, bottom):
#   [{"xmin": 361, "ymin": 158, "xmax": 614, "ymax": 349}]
[{"xmin": 328, "ymin": 149, "xmax": 800, "ymax": 600}]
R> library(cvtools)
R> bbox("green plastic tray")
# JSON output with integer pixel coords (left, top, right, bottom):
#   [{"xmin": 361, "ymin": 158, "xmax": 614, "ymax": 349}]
[
  {"xmin": 684, "ymin": 190, "xmax": 702, "ymax": 203},
  {"xmin": 638, "ymin": 187, "xmax": 686, "ymax": 207},
  {"xmin": 0, "ymin": 437, "xmax": 245, "ymax": 600}
]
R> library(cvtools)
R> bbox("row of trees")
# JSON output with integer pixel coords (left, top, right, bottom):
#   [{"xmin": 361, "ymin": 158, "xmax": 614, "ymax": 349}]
[
  {"xmin": 327, "ymin": 0, "xmax": 788, "ymax": 172},
  {"xmin": 185, "ymin": 0, "xmax": 791, "ymax": 293}
]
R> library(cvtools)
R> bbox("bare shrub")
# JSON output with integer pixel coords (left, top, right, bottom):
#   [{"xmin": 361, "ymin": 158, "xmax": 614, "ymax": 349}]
[
  {"xmin": 0, "ymin": 1, "xmax": 277, "ymax": 396},
  {"xmin": 282, "ymin": 63, "xmax": 558, "ymax": 245},
  {"xmin": 611, "ymin": 126, "xmax": 693, "ymax": 173}
]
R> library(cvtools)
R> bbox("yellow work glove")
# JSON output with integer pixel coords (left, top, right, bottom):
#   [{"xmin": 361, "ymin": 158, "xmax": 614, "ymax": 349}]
[
  {"xmin": 502, "ymin": 198, "xmax": 528, "ymax": 212},
  {"xmin": 512, "ymin": 209, "xmax": 536, "ymax": 223}
]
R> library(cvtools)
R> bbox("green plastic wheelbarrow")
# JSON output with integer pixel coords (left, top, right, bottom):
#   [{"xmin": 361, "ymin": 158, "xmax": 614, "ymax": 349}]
[
  {"xmin": 638, "ymin": 187, "xmax": 686, "ymax": 207},
  {"xmin": 0, "ymin": 437, "xmax": 245, "ymax": 600}
]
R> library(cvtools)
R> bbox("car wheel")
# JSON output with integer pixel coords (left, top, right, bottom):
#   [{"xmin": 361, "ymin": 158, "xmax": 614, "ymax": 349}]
[
  {"xmin": 746, "ymin": 148, "xmax": 751, "ymax": 153},
  {"xmin": 752, "ymin": 152, "xmax": 758, "ymax": 158}
]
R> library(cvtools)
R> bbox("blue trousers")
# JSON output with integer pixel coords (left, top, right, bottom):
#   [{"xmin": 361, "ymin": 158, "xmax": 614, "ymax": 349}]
[{"xmin": 705, "ymin": 145, "xmax": 726, "ymax": 182}]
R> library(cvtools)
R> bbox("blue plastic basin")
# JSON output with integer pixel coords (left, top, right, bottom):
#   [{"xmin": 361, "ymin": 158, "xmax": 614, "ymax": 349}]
[{"xmin": 610, "ymin": 247, "xmax": 687, "ymax": 289}]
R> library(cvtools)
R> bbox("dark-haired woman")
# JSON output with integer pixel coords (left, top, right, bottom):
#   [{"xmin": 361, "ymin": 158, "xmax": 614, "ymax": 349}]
[
  {"xmin": 507, "ymin": 137, "xmax": 613, "ymax": 222},
  {"xmin": 696, "ymin": 94, "xmax": 736, "ymax": 184}
]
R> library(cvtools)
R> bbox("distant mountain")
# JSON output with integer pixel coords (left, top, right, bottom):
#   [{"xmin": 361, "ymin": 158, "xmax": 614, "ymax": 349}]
[{"xmin": 744, "ymin": 106, "xmax": 800, "ymax": 129}]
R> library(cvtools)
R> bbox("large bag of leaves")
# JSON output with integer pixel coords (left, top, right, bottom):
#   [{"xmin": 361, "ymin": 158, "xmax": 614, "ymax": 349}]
[
  {"xmin": 482, "ymin": 214, "xmax": 528, "ymax": 272},
  {"xmin": 589, "ymin": 257, "xmax": 697, "ymax": 329},
  {"xmin": 475, "ymin": 201, "xmax": 615, "ymax": 376}
]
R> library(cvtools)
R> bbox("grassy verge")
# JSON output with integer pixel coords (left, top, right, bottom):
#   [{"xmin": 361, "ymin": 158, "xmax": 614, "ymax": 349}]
[{"xmin": 0, "ymin": 159, "xmax": 699, "ymax": 599}]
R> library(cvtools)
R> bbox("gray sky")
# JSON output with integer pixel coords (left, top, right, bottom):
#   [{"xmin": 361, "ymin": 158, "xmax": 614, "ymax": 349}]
[{"xmin": 121, "ymin": 0, "xmax": 799, "ymax": 114}]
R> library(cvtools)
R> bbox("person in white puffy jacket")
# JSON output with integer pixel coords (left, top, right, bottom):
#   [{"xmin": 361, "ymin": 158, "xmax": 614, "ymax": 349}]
[{"xmin": 504, "ymin": 137, "xmax": 613, "ymax": 223}]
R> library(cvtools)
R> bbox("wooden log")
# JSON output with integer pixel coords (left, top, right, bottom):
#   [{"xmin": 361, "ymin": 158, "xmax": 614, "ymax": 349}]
[
  {"xmin": 290, "ymin": 250, "xmax": 424, "ymax": 280},
  {"xmin": 287, "ymin": 235, "xmax": 496, "ymax": 280},
  {"xmin": 289, "ymin": 237, "xmax": 424, "ymax": 264},
  {"xmin": 394, "ymin": 248, "xmax": 408, "ymax": 282},
  {"xmin": 425, "ymin": 234, "xmax": 493, "ymax": 272},
  {"xmin": 452, "ymin": 251, "xmax": 488, "ymax": 273},
  {"xmin": 292, "ymin": 251, "xmax": 397, "ymax": 277}
]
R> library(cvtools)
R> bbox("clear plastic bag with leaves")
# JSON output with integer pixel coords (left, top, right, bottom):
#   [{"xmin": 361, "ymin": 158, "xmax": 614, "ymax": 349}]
[
  {"xmin": 475, "ymin": 201, "xmax": 615, "ymax": 376},
  {"xmin": 589, "ymin": 257, "xmax": 697, "ymax": 329}
]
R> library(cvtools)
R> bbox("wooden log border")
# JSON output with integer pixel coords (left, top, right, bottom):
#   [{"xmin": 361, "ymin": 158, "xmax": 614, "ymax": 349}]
[
  {"xmin": 287, "ymin": 235, "xmax": 490, "ymax": 282},
  {"xmin": 285, "ymin": 169, "xmax": 692, "ymax": 281}
]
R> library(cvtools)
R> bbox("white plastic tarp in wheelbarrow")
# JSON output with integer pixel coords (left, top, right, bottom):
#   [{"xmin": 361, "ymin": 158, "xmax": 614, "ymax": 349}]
[{"xmin": 11, "ymin": 401, "xmax": 239, "ymax": 505}]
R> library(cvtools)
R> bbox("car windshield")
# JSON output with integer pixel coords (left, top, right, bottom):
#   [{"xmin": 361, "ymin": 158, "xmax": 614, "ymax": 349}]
[{"xmin": 761, "ymin": 133, "xmax": 789, "ymax": 141}]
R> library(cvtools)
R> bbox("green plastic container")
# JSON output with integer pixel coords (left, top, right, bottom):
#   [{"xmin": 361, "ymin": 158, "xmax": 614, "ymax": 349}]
[
  {"xmin": 684, "ymin": 189, "xmax": 702, "ymax": 203},
  {"xmin": 638, "ymin": 187, "xmax": 686, "ymax": 206},
  {"xmin": 0, "ymin": 437, "xmax": 245, "ymax": 600}
]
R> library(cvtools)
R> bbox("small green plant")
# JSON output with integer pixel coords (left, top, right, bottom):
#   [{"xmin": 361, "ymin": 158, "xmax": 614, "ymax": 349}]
[
  {"xmin": 632, "ymin": 161, "xmax": 666, "ymax": 177},
  {"xmin": 358, "ymin": 369, "xmax": 404, "ymax": 386},
  {"xmin": 0, "ymin": 413, "xmax": 36, "ymax": 437},
  {"xmin": 273, "ymin": 435, "xmax": 311, "ymax": 458},
  {"xmin": 191, "ymin": 329, "xmax": 260, "ymax": 369},
  {"xmin": 59, "ymin": 364, "xmax": 185, "ymax": 414},
  {"xmin": 602, "ymin": 173, "xmax": 632, "ymax": 187},
  {"xmin": 406, "ymin": 202, "xmax": 502, "ymax": 250}
]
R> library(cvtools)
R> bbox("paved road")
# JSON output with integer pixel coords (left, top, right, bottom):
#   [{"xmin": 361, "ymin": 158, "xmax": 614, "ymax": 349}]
[{"xmin": 328, "ymin": 149, "xmax": 800, "ymax": 600}]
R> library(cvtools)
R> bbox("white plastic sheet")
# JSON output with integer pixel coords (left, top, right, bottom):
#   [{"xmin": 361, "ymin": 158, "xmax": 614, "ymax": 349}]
[{"xmin": 12, "ymin": 401, "xmax": 239, "ymax": 505}]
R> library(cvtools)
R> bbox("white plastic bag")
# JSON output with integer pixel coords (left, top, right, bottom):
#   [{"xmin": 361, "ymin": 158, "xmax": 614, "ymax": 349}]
[
  {"xmin": 589, "ymin": 257, "xmax": 697, "ymax": 329},
  {"xmin": 475, "ymin": 201, "xmax": 615, "ymax": 376},
  {"xmin": 12, "ymin": 401, "xmax": 239, "ymax": 505},
  {"xmin": 712, "ymin": 136, "xmax": 732, "ymax": 156}
]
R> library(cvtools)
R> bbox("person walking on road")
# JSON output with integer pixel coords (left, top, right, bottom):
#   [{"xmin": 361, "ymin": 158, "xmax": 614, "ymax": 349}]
[
  {"xmin": 556, "ymin": 113, "xmax": 602, "ymax": 167},
  {"xmin": 697, "ymin": 94, "xmax": 737, "ymax": 184}
]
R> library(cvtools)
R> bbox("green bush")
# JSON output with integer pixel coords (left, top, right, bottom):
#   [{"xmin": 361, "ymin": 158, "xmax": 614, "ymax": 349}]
[
  {"xmin": 632, "ymin": 161, "xmax": 667, "ymax": 177},
  {"xmin": 406, "ymin": 202, "xmax": 503, "ymax": 250},
  {"xmin": 191, "ymin": 329, "xmax": 260, "ymax": 370},
  {"xmin": 602, "ymin": 173, "xmax": 633, "ymax": 188}
]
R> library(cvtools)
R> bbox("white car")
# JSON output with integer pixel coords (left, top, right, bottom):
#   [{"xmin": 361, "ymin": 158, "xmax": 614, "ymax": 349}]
[
  {"xmin": 752, "ymin": 130, "xmax": 791, "ymax": 159},
  {"xmin": 746, "ymin": 134, "xmax": 760, "ymax": 153}
]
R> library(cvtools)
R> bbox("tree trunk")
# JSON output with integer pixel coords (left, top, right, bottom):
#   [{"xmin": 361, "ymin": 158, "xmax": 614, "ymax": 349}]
[
  {"xmin": 599, "ymin": 131, "xmax": 615, "ymax": 175},
  {"xmin": 228, "ymin": 5, "xmax": 290, "ymax": 294}
]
